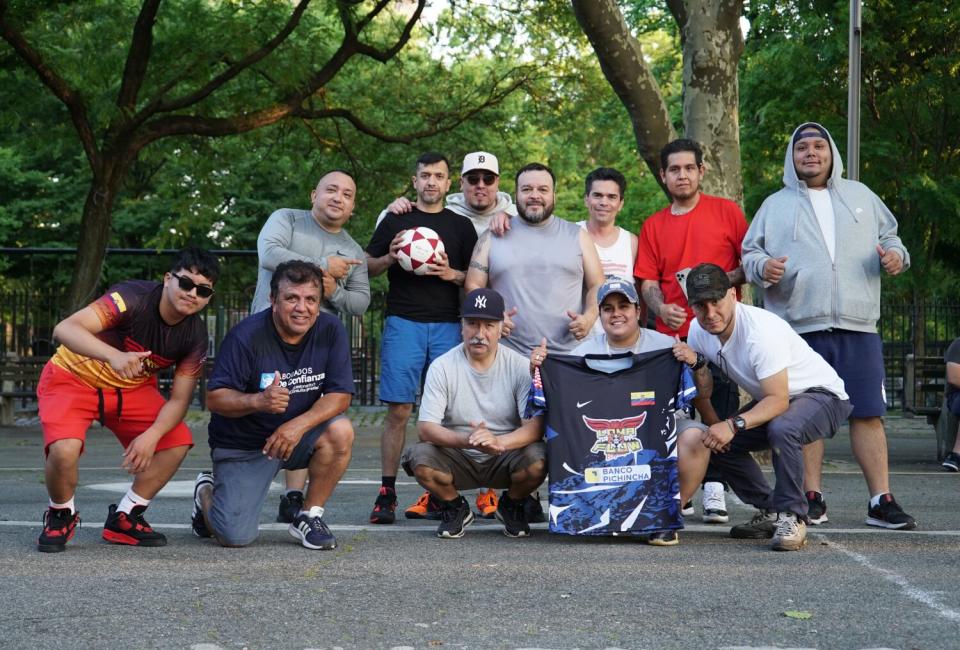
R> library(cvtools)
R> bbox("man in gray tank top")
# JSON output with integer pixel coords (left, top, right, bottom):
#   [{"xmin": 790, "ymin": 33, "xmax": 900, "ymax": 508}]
[{"xmin": 465, "ymin": 163, "xmax": 605, "ymax": 355}]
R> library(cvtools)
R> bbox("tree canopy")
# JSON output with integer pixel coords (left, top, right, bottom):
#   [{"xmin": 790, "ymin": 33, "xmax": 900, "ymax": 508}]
[{"xmin": 2, "ymin": 0, "xmax": 957, "ymax": 303}]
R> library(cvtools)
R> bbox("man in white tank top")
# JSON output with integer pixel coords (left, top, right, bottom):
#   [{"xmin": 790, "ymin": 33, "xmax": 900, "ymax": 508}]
[{"xmin": 576, "ymin": 167, "xmax": 638, "ymax": 337}]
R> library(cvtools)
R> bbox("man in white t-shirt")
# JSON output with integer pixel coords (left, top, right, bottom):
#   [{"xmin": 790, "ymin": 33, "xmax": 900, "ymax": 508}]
[
  {"xmin": 400, "ymin": 288, "xmax": 546, "ymax": 539},
  {"xmin": 674, "ymin": 264, "xmax": 853, "ymax": 551}
]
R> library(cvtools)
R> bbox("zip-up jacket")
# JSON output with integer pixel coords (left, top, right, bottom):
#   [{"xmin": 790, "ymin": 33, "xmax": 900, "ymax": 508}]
[{"xmin": 741, "ymin": 122, "xmax": 908, "ymax": 334}]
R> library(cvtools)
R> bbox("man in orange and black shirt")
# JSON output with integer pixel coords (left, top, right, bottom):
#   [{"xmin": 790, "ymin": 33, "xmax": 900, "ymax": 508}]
[{"xmin": 36, "ymin": 247, "xmax": 220, "ymax": 553}]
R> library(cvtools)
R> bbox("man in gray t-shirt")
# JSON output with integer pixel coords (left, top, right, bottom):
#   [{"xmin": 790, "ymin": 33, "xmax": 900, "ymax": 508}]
[
  {"xmin": 401, "ymin": 289, "xmax": 546, "ymax": 539},
  {"xmin": 251, "ymin": 170, "xmax": 370, "ymax": 317}
]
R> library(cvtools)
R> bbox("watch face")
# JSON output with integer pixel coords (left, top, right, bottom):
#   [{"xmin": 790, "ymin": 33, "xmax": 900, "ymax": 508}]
[{"xmin": 734, "ymin": 416, "xmax": 746, "ymax": 431}]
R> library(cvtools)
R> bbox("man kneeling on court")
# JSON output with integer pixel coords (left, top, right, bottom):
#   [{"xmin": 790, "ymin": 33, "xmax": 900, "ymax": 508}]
[
  {"xmin": 192, "ymin": 261, "xmax": 355, "ymax": 550},
  {"xmin": 673, "ymin": 264, "xmax": 853, "ymax": 551},
  {"xmin": 401, "ymin": 288, "xmax": 546, "ymax": 539}
]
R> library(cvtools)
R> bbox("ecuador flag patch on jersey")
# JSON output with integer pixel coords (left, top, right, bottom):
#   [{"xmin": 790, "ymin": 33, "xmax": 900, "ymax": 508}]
[{"xmin": 630, "ymin": 391, "xmax": 655, "ymax": 406}]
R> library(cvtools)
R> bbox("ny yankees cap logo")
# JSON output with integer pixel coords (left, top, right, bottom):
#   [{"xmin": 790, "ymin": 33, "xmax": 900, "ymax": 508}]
[{"xmin": 461, "ymin": 288, "xmax": 504, "ymax": 320}]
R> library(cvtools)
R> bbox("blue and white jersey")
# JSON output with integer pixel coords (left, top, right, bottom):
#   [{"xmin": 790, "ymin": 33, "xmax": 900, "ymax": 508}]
[{"xmin": 530, "ymin": 350, "xmax": 694, "ymax": 536}]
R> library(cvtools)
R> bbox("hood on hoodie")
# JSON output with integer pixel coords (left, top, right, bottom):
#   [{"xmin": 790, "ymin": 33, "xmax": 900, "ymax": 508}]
[{"xmin": 782, "ymin": 122, "xmax": 844, "ymax": 190}]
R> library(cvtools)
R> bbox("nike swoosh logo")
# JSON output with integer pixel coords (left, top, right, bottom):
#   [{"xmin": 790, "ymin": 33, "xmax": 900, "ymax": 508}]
[{"xmin": 576, "ymin": 400, "xmax": 592, "ymax": 408}]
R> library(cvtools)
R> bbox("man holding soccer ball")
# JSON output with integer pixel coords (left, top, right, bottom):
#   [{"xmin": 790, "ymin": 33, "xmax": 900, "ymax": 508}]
[{"xmin": 364, "ymin": 152, "xmax": 479, "ymax": 525}]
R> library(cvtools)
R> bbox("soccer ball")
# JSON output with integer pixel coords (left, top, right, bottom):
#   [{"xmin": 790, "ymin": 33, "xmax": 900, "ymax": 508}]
[{"xmin": 396, "ymin": 226, "xmax": 445, "ymax": 275}]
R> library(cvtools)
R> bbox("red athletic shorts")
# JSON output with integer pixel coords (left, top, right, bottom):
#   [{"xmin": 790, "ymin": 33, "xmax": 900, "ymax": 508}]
[{"xmin": 37, "ymin": 362, "xmax": 194, "ymax": 455}]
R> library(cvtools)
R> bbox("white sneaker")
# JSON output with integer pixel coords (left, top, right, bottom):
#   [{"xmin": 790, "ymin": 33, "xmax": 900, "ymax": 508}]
[
  {"xmin": 701, "ymin": 481, "xmax": 729, "ymax": 523},
  {"xmin": 681, "ymin": 501, "xmax": 695, "ymax": 517},
  {"xmin": 771, "ymin": 512, "xmax": 807, "ymax": 551}
]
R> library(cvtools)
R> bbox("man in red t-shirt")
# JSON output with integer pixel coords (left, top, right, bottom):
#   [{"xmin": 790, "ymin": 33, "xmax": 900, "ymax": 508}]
[
  {"xmin": 634, "ymin": 138, "xmax": 748, "ymax": 522},
  {"xmin": 36, "ymin": 247, "xmax": 220, "ymax": 553}
]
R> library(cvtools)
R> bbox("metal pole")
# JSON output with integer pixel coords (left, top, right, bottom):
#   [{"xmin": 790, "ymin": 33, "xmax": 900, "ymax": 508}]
[{"xmin": 847, "ymin": 0, "xmax": 862, "ymax": 180}]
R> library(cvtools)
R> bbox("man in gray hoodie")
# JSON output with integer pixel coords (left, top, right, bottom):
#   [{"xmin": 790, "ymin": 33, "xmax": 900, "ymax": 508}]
[{"xmin": 742, "ymin": 122, "xmax": 916, "ymax": 530}]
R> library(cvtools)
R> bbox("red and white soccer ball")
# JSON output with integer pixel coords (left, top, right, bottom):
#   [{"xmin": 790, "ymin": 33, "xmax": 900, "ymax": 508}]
[{"xmin": 396, "ymin": 227, "xmax": 445, "ymax": 275}]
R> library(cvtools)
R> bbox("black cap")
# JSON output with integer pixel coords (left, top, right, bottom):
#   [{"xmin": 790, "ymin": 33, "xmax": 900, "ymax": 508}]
[
  {"xmin": 461, "ymin": 288, "xmax": 505, "ymax": 320},
  {"xmin": 686, "ymin": 263, "xmax": 732, "ymax": 305}
]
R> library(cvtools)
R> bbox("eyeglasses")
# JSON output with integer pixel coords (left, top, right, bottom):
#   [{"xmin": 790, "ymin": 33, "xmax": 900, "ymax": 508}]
[
  {"xmin": 463, "ymin": 172, "xmax": 497, "ymax": 186},
  {"xmin": 171, "ymin": 272, "xmax": 215, "ymax": 298}
]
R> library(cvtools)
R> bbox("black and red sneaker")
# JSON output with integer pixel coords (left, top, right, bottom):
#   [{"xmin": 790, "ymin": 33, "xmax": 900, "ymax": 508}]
[
  {"xmin": 369, "ymin": 486, "xmax": 397, "ymax": 524},
  {"xmin": 38, "ymin": 507, "xmax": 81, "ymax": 553},
  {"xmin": 102, "ymin": 504, "xmax": 167, "ymax": 547}
]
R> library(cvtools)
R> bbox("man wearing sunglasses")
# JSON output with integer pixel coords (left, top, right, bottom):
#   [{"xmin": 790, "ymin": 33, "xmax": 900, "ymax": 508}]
[
  {"xmin": 250, "ymin": 169, "xmax": 370, "ymax": 526},
  {"xmin": 36, "ymin": 247, "xmax": 220, "ymax": 552},
  {"xmin": 674, "ymin": 263, "xmax": 853, "ymax": 551},
  {"xmin": 376, "ymin": 151, "xmax": 517, "ymax": 235}
]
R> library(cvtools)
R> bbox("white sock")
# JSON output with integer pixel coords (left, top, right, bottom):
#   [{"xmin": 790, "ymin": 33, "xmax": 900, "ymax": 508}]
[
  {"xmin": 299, "ymin": 506, "xmax": 324, "ymax": 519},
  {"xmin": 50, "ymin": 498, "xmax": 75, "ymax": 514},
  {"xmin": 285, "ymin": 488, "xmax": 303, "ymax": 497},
  {"xmin": 869, "ymin": 493, "xmax": 887, "ymax": 508},
  {"xmin": 118, "ymin": 489, "xmax": 150, "ymax": 515}
]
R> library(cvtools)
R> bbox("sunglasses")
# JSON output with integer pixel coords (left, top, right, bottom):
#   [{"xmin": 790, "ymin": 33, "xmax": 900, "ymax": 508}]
[
  {"xmin": 171, "ymin": 272, "xmax": 215, "ymax": 298},
  {"xmin": 463, "ymin": 172, "xmax": 497, "ymax": 186}
]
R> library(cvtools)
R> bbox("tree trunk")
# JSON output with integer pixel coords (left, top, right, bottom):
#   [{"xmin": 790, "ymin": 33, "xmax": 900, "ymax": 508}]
[
  {"xmin": 65, "ymin": 168, "xmax": 125, "ymax": 312},
  {"xmin": 671, "ymin": 0, "xmax": 744, "ymax": 204},
  {"xmin": 571, "ymin": 0, "xmax": 676, "ymax": 197}
]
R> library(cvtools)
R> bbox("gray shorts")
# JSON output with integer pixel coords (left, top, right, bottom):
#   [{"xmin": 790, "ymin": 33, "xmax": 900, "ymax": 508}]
[
  {"xmin": 401, "ymin": 441, "xmax": 546, "ymax": 491},
  {"xmin": 207, "ymin": 415, "xmax": 344, "ymax": 546}
]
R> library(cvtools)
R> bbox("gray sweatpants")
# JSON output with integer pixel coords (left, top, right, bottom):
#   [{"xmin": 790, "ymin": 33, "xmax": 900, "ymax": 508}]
[{"xmin": 709, "ymin": 391, "xmax": 852, "ymax": 517}]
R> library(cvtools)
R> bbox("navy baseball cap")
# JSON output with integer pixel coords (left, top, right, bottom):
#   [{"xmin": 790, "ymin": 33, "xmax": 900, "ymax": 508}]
[
  {"xmin": 597, "ymin": 278, "xmax": 640, "ymax": 305},
  {"xmin": 461, "ymin": 288, "xmax": 505, "ymax": 320}
]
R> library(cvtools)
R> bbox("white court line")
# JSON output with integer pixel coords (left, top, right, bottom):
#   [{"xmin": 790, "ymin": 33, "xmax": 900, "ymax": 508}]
[
  {"xmin": 1, "ymin": 519, "xmax": 959, "ymax": 536},
  {"xmin": 819, "ymin": 533, "xmax": 960, "ymax": 622}
]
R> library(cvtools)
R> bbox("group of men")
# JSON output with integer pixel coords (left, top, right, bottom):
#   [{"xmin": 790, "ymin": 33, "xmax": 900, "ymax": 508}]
[{"xmin": 35, "ymin": 120, "xmax": 919, "ymax": 554}]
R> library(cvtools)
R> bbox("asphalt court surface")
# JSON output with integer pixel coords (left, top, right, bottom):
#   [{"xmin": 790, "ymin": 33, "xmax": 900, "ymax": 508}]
[{"xmin": 1, "ymin": 411, "xmax": 958, "ymax": 649}]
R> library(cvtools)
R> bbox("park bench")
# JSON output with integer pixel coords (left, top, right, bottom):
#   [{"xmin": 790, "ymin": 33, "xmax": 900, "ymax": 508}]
[
  {"xmin": 0, "ymin": 357, "xmax": 47, "ymax": 425},
  {"xmin": 903, "ymin": 353, "xmax": 958, "ymax": 461}
]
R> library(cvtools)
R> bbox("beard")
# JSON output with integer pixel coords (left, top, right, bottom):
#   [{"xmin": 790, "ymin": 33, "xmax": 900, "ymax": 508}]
[{"xmin": 518, "ymin": 199, "xmax": 555, "ymax": 224}]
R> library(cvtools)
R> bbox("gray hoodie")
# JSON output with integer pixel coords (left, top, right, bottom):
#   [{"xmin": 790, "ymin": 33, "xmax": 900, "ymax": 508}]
[{"xmin": 741, "ymin": 122, "xmax": 909, "ymax": 334}]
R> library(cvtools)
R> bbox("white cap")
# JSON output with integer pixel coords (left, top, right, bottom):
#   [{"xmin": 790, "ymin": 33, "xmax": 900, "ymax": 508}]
[{"xmin": 461, "ymin": 151, "xmax": 499, "ymax": 176}]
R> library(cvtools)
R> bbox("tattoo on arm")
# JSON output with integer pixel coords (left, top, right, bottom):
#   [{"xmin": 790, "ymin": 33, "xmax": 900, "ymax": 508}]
[
  {"xmin": 469, "ymin": 260, "xmax": 489, "ymax": 273},
  {"xmin": 640, "ymin": 280, "xmax": 665, "ymax": 312}
]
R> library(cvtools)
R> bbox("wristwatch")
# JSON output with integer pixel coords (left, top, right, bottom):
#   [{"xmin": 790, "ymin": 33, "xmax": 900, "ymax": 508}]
[
  {"xmin": 732, "ymin": 416, "xmax": 747, "ymax": 433},
  {"xmin": 690, "ymin": 352, "xmax": 707, "ymax": 371}
]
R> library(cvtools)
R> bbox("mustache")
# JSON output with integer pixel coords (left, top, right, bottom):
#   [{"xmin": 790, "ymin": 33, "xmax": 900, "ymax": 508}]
[{"xmin": 468, "ymin": 337, "xmax": 488, "ymax": 346}]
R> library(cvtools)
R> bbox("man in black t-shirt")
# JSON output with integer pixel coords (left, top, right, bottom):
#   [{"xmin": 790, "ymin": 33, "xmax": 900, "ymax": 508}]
[{"xmin": 365, "ymin": 152, "xmax": 479, "ymax": 524}]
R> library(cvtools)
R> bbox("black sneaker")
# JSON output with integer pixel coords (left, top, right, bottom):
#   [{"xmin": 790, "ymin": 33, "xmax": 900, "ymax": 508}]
[
  {"xmin": 277, "ymin": 490, "xmax": 304, "ymax": 524},
  {"xmin": 192, "ymin": 472, "xmax": 214, "ymax": 538},
  {"xmin": 942, "ymin": 452, "xmax": 960, "ymax": 472},
  {"xmin": 102, "ymin": 504, "xmax": 167, "ymax": 547},
  {"xmin": 647, "ymin": 530, "xmax": 679, "ymax": 546},
  {"xmin": 806, "ymin": 490, "xmax": 828, "ymax": 525},
  {"xmin": 866, "ymin": 494, "xmax": 917, "ymax": 530},
  {"xmin": 730, "ymin": 510, "xmax": 777, "ymax": 539},
  {"xmin": 436, "ymin": 496, "xmax": 474, "ymax": 539},
  {"xmin": 289, "ymin": 506, "xmax": 337, "ymax": 550},
  {"xmin": 38, "ymin": 507, "xmax": 81, "ymax": 553},
  {"xmin": 495, "ymin": 492, "xmax": 531, "ymax": 538},
  {"xmin": 369, "ymin": 487, "xmax": 397, "ymax": 524},
  {"xmin": 523, "ymin": 492, "xmax": 547, "ymax": 524}
]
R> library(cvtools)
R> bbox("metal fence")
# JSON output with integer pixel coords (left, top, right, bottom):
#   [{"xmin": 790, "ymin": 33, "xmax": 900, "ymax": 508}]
[
  {"xmin": 0, "ymin": 289, "xmax": 386, "ymax": 408},
  {"xmin": 2, "ymin": 288, "xmax": 958, "ymax": 412}
]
